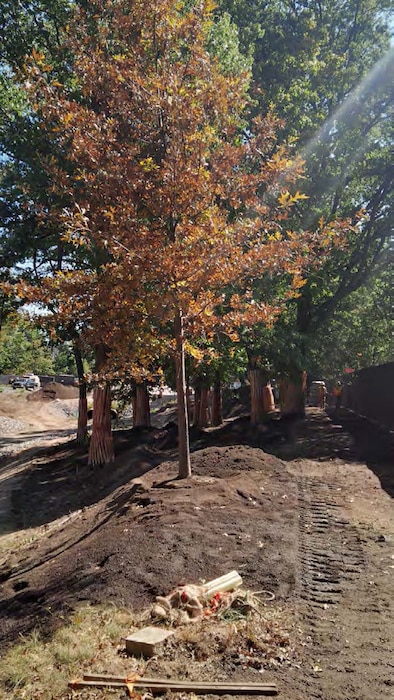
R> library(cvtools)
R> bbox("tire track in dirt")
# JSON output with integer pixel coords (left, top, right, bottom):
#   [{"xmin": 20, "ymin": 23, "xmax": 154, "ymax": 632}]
[
  {"xmin": 296, "ymin": 467, "xmax": 394, "ymax": 700},
  {"xmin": 299, "ymin": 475, "xmax": 364, "ymax": 610}
]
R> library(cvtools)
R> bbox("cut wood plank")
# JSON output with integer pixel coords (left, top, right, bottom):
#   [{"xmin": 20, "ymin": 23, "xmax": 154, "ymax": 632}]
[
  {"xmin": 75, "ymin": 674, "xmax": 278, "ymax": 695},
  {"xmin": 84, "ymin": 674, "xmax": 277, "ymax": 687},
  {"xmin": 125, "ymin": 626, "xmax": 174, "ymax": 657}
]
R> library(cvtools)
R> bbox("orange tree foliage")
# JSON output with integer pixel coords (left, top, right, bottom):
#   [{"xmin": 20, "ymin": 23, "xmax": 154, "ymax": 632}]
[{"xmin": 23, "ymin": 0, "xmax": 349, "ymax": 475}]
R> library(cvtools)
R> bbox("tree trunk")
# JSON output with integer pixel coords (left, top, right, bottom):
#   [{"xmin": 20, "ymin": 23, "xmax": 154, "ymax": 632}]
[
  {"xmin": 250, "ymin": 367, "xmax": 266, "ymax": 425},
  {"xmin": 77, "ymin": 382, "xmax": 88, "ymax": 444},
  {"xmin": 134, "ymin": 382, "xmax": 151, "ymax": 427},
  {"xmin": 131, "ymin": 393, "xmax": 137, "ymax": 425},
  {"xmin": 262, "ymin": 383, "xmax": 275, "ymax": 413},
  {"xmin": 193, "ymin": 382, "xmax": 202, "ymax": 426},
  {"xmin": 186, "ymin": 383, "xmax": 192, "ymax": 424},
  {"xmin": 211, "ymin": 377, "xmax": 223, "ymax": 426},
  {"xmin": 175, "ymin": 310, "xmax": 191, "ymax": 478},
  {"xmin": 73, "ymin": 342, "xmax": 88, "ymax": 445},
  {"xmin": 279, "ymin": 370, "xmax": 307, "ymax": 417},
  {"xmin": 198, "ymin": 386, "xmax": 210, "ymax": 428},
  {"xmin": 88, "ymin": 344, "xmax": 114, "ymax": 467}
]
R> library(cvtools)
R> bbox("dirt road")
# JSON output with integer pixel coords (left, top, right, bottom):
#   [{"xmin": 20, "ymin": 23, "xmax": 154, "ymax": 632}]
[{"xmin": 288, "ymin": 458, "xmax": 393, "ymax": 699}]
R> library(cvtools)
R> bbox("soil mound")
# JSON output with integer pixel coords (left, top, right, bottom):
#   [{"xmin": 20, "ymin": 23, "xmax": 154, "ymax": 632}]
[
  {"xmin": 27, "ymin": 382, "xmax": 79, "ymax": 401},
  {"xmin": 0, "ymin": 444, "xmax": 297, "ymax": 645},
  {"xmin": 190, "ymin": 444, "xmax": 285, "ymax": 478},
  {"xmin": 1, "ymin": 411, "xmax": 394, "ymax": 700}
]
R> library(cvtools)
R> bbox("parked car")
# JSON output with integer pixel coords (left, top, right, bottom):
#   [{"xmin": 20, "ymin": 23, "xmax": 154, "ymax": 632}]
[
  {"xmin": 11, "ymin": 374, "xmax": 40, "ymax": 390},
  {"xmin": 11, "ymin": 377, "xmax": 28, "ymax": 389}
]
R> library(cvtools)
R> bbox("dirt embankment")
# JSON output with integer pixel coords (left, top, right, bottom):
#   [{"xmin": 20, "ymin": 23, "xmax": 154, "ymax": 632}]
[
  {"xmin": 0, "ymin": 400, "xmax": 393, "ymax": 700},
  {"xmin": 0, "ymin": 387, "xmax": 78, "ymax": 434},
  {"xmin": 26, "ymin": 382, "xmax": 79, "ymax": 402}
]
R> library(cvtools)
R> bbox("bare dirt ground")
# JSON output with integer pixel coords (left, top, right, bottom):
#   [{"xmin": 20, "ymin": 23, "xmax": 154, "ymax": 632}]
[{"xmin": 0, "ymin": 388, "xmax": 393, "ymax": 700}]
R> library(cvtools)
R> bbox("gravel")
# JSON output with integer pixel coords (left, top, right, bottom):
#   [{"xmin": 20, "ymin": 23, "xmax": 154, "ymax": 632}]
[
  {"xmin": 0, "ymin": 416, "xmax": 32, "ymax": 435},
  {"xmin": 0, "ymin": 412, "xmax": 74, "ymax": 460}
]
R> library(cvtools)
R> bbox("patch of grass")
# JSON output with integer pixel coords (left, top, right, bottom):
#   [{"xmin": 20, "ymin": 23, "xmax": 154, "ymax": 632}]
[
  {"xmin": 0, "ymin": 528, "xmax": 41, "ymax": 559},
  {"xmin": 0, "ymin": 603, "xmax": 140, "ymax": 700},
  {"xmin": 1, "ymin": 630, "xmax": 45, "ymax": 690},
  {"xmin": 0, "ymin": 597, "xmax": 302, "ymax": 700},
  {"xmin": 52, "ymin": 629, "xmax": 92, "ymax": 666}
]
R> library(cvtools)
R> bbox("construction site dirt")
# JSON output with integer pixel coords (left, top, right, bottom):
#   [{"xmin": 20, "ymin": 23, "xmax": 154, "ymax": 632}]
[{"xmin": 0, "ymin": 389, "xmax": 393, "ymax": 700}]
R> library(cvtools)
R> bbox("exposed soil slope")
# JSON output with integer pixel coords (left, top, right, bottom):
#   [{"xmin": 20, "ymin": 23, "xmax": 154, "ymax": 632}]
[{"xmin": 0, "ymin": 395, "xmax": 393, "ymax": 700}]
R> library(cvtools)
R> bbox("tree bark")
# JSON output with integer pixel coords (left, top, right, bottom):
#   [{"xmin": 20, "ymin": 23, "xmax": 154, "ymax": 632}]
[
  {"xmin": 211, "ymin": 377, "xmax": 223, "ymax": 426},
  {"xmin": 250, "ymin": 367, "xmax": 266, "ymax": 425},
  {"xmin": 192, "ymin": 381, "xmax": 202, "ymax": 426},
  {"xmin": 197, "ymin": 386, "xmax": 210, "ymax": 427},
  {"xmin": 88, "ymin": 344, "xmax": 114, "ymax": 466},
  {"xmin": 175, "ymin": 310, "xmax": 191, "ymax": 478},
  {"xmin": 186, "ymin": 383, "xmax": 192, "ymax": 424},
  {"xmin": 73, "ymin": 342, "xmax": 88, "ymax": 445},
  {"xmin": 77, "ymin": 382, "xmax": 88, "ymax": 444},
  {"xmin": 134, "ymin": 382, "xmax": 151, "ymax": 427},
  {"xmin": 131, "ymin": 393, "xmax": 137, "ymax": 425},
  {"xmin": 262, "ymin": 383, "xmax": 275, "ymax": 413},
  {"xmin": 279, "ymin": 370, "xmax": 307, "ymax": 417}
]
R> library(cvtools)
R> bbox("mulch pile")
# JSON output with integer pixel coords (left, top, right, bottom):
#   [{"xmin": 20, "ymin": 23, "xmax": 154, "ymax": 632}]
[{"xmin": 27, "ymin": 382, "xmax": 79, "ymax": 401}]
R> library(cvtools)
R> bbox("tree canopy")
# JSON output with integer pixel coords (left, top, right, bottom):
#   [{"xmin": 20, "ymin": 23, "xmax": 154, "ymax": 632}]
[
  {"xmin": 0, "ymin": 313, "xmax": 54, "ymax": 374},
  {"xmin": 0, "ymin": 0, "xmax": 392, "ymax": 471},
  {"xmin": 10, "ymin": 0, "xmax": 349, "ymax": 472}
]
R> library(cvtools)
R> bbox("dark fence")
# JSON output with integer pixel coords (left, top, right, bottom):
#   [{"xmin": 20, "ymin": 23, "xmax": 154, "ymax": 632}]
[
  {"xmin": 38, "ymin": 374, "xmax": 77, "ymax": 386},
  {"xmin": 343, "ymin": 362, "xmax": 394, "ymax": 431}
]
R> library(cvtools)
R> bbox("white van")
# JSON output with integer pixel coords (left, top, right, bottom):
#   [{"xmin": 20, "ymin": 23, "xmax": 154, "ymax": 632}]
[{"xmin": 25, "ymin": 374, "xmax": 41, "ymax": 390}]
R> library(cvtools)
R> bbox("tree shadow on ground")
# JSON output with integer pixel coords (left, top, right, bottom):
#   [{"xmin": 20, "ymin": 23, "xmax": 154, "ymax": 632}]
[
  {"xmin": 264, "ymin": 408, "xmax": 394, "ymax": 500},
  {"xmin": 0, "ymin": 428, "xmax": 76, "ymax": 450},
  {"xmin": 264, "ymin": 409, "xmax": 355, "ymax": 462},
  {"xmin": 5, "ymin": 427, "xmax": 175, "ymax": 534},
  {"xmin": 327, "ymin": 409, "xmax": 394, "ymax": 499},
  {"xmin": 3, "ymin": 409, "xmax": 393, "ymax": 538}
]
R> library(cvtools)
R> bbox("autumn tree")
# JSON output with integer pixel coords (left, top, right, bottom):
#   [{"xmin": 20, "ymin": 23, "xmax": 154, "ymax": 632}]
[{"xmin": 23, "ymin": 0, "xmax": 349, "ymax": 476}]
